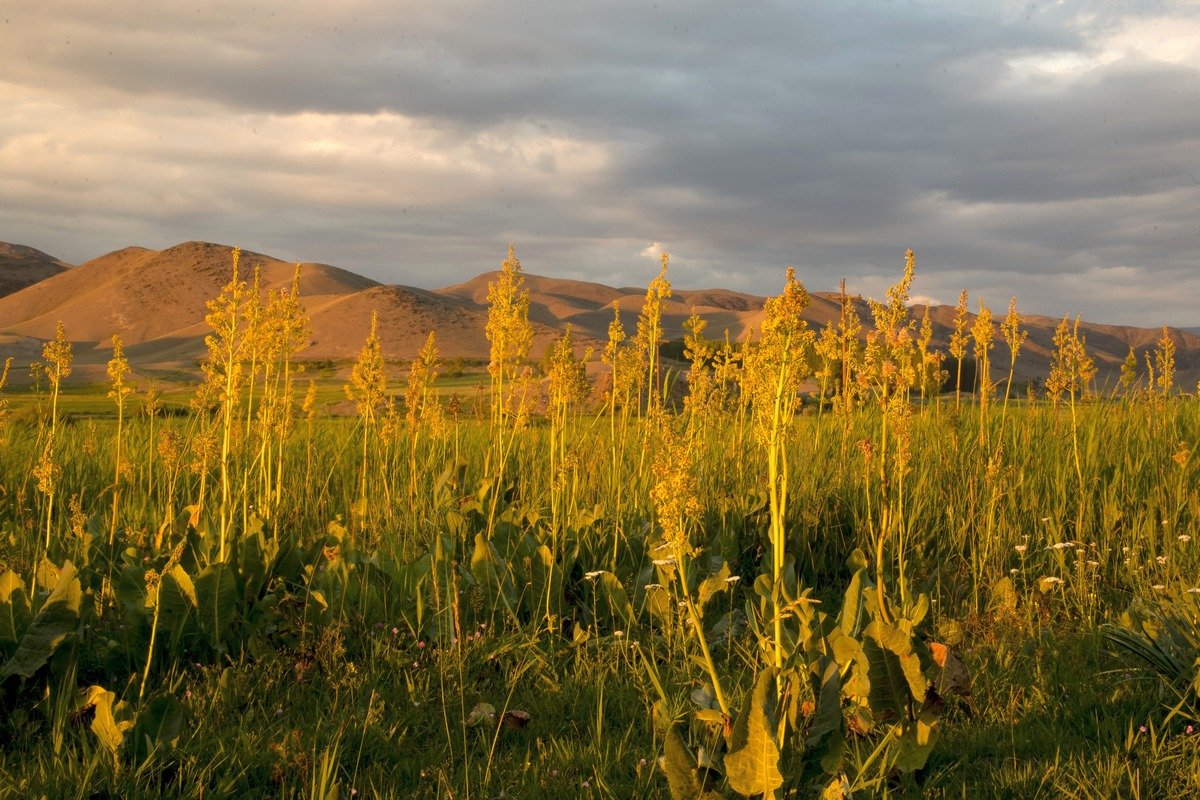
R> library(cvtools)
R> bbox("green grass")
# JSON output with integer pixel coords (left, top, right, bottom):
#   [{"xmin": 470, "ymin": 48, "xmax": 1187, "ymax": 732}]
[{"xmin": 0, "ymin": 379, "xmax": 1198, "ymax": 798}]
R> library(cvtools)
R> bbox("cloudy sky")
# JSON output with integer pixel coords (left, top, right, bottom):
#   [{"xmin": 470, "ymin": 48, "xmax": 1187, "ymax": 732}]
[{"xmin": 2, "ymin": 1, "xmax": 1199, "ymax": 325}]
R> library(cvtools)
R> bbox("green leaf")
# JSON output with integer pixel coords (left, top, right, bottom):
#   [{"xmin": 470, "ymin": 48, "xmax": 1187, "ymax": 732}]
[
  {"xmin": 893, "ymin": 710, "xmax": 939, "ymax": 773},
  {"xmin": 825, "ymin": 628, "xmax": 871, "ymax": 703},
  {"xmin": 470, "ymin": 533, "xmax": 518, "ymax": 614},
  {"xmin": 863, "ymin": 620, "xmax": 928, "ymax": 719},
  {"xmin": 78, "ymin": 684, "xmax": 135, "ymax": 766},
  {"xmin": 661, "ymin": 725, "xmax": 704, "ymax": 800},
  {"xmin": 808, "ymin": 657, "xmax": 842, "ymax": 744},
  {"xmin": 906, "ymin": 593, "xmax": 931, "ymax": 628},
  {"xmin": 0, "ymin": 561, "xmax": 81, "ymax": 680},
  {"xmin": 157, "ymin": 564, "xmax": 197, "ymax": 631},
  {"xmin": 725, "ymin": 667, "xmax": 783, "ymax": 797},
  {"xmin": 595, "ymin": 572, "xmax": 634, "ymax": 630},
  {"xmin": 846, "ymin": 548, "xmax": 869, "ymax": 572},
  {"xmin": 195, "ymin": 563, "xmax": 237, "ymax": 650},
  {"xmin": 523, "ymin": 543, "xmax": 562, "ymax": 623},
  {"xmin": 642, "ymin": 583, "xmax": 672, "ymax": 625},
  {"xmin": 115, "ymin": 564, "xmax": 147, "ymax": 620},
  {"xmin": 35, "ymin": 558, "xmax": 60, "ymax": 593},
  {"xmin": 989, "ymin": 577, "xmax": 1018, "ymax": 610},
  {"xmin": 0, "ymin": 569, "xmax": 31, "ymax": 650},
  {"xmin": 820, "ymin": 774, "xmax": 851, "ymax": 800},
  {"xmin": 238, "ymin": 526, "xmax": 270, "ymax": 601},
  {"xmin": 130, "ymin": 694, "xmax": 185, "ymax": 762},
  {"xmin": 808, "ymin": 657, "xmax": 845, "ymax": 775},
  {"xmin": 838, "ymin": 567, "xmax": 867, "ymax": 638},
  {"xmin": 697, "ymin": 561, "xmax": 732, "ymax": 612}
]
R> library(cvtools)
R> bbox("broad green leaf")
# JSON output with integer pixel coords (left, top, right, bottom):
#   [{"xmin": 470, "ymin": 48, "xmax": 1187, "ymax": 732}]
[
  {"xmin": 521, "ymin": 543, "xmax": 561, "ymax": 622},
  {"xmin": 271, "ymin": 544, "xmax": 306, "ymax": 585},
  {"xmin": 641, "ymin": 583, "xmax": 672, "ymax": 626},
  {"xmin": 825, "ymin": 628, "xmax": 871, "ymax": 702},
  {"xmin": 661, "ymin": 725, "xmax": 704, "ymax": 800},
  {"xmin": 130, "ymin": 694, "xmax": 185, "ymax": 762},
  {"xmin": 989, "ymin": 577, "xmax": 1018, "ymax": 611},
  {"xmin": 432, "ymin": 458, "xmax": 467, "ymax": 505},
  {"xmin": 596, "ymin": 573, "xmax": 634, "ymax": 630},
  {"xmin": 35, "ymin": 558, "xmax": 60, "ymax": 592},
  {"xmin": 808, "ymin": 657, "xmax": 845, "ymax": 774},
  {"xmin": 863, "ymin": 620, "xmax": 927, "ymax": 718},
  {"xmin": 0, "ymin": 561, "xmax": 81, "ymax": 680},
  {"xmin": 238, "ymin": 526, "xmax": 269, "ymax": 600},
  {"xmin": 470, "ymin": 533, "xmax": 517, "ymax": 614},
  {"xmin": 157, "ymin": 564, "xmax": 197, "ymax": 631},
  {"xmin": 838, "ymin": 567, "xmax": 867, "ymax": 638},
  {"xmin": 820, "ymin": 774, "xmax": 851, "ymax": 800},
  {"xmin": 0, "ymin": 569, "xmax": 31, "ymax": 649},
  {"xmin": 893, "ymin": 710, "xmax": 939, "ymax": 772},
  {"xmin": 195, "ymin": 562, "xmax": 237, "ymax": 650},
  {"xmin": 846, "ymin": 548, "xmax": 869, "ymax": 572},
  {"xmin": 115, "ymin": 564, "xmax": 147, "ymax": 620},
  {"xmin": 904, "ymin": 593, "xmax": 930, "ymax": 629},
  {"xmin": 753, "ymin": 572, "xmax": 774, "ymax": 604},
  {"xmin": 697, "ymin": 561, "xmax": 732, "ymax": 612},
  {"xmin": 808, "ymin": 657, "xmax": 843, "ymax": 745},
  {"xmin": 78, "ymin": 684, "xmax": 135, "ymax": 766},
  {"xmin": 725, "ymin": 667, "xmax": 783, "ymax": 797}
]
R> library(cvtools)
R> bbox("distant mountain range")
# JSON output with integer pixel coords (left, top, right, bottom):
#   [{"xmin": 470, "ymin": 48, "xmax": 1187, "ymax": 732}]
[{"xmin": 1, "ymin": 240, "xmax": 1198, "ymax": 386}]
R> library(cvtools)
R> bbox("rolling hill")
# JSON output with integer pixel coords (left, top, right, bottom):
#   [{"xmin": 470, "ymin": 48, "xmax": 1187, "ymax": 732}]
[
  {"xmin": 0, "ymin": 239, "xmax": 1197, "ymax": 388},
  {"xmin": 0, "ymin": 243, "xmax": 72, "ymax": 298}
]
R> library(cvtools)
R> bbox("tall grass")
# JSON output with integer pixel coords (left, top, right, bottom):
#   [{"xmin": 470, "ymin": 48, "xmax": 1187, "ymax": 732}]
[{"xmin": 0, "ymin": 246, "xmax": 1197, "ymax": 797}]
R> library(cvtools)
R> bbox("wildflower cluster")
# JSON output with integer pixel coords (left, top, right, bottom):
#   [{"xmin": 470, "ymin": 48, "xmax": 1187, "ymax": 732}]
[
  {"xmin": 648, "ymin": 413, "xmax": 701, "ymax": 558},
  {"xmin": 485, "ymin": 244, "xmax": 533, "ymax": 428},
  {"xmin": 635, "ymin": 253, "xmax": 671, "ymax": 413}
]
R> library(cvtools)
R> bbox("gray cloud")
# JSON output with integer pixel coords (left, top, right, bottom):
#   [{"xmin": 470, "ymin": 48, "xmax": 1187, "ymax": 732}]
[{"xmin": 1, "ymin": 1, "xmax": 1199, "ymax": 326}]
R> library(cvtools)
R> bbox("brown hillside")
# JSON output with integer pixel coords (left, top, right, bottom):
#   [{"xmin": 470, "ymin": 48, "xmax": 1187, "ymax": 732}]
[
  {"xmin": 1, "ymin": 240, "xmax": 1197, "ymax": 387},
  {"xmin": 0, "ymin": 242, "xmax": 377, "ymax": 347},
  {"xmin": 0, "ymin": 243, "xmax": 72, "ymax": 298}
]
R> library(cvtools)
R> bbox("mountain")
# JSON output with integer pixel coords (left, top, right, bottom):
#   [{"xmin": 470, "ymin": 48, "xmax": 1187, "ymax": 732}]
[
  {"xmin": 0, "ymin": 240, "xmax": 1198, "ymax": 388},
  {"xmin": 0, "ymin": 241, "xmax": 377, "ymax": 345},
  {"xmin": 0, "ymin": 243, "xmax": 72, "ymax": 298},
  {"xmin": 0, "ymin": 241, "xmax": 562, "ymax": 368}
]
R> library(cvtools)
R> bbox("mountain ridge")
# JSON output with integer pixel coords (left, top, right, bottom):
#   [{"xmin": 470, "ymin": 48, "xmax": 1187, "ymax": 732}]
[
  {"xmin": 0, "ymin": 243, "xmax": 73, "ymax": 298},
  {"xmin": 1, "ymin": 240, "xmax": 1197, "ymax": 386}
]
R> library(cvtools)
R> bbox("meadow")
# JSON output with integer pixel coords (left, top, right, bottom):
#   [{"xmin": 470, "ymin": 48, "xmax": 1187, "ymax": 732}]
[{"xmin": 0, "ymin": 248, "xmax": 1198, "ymax": 799}]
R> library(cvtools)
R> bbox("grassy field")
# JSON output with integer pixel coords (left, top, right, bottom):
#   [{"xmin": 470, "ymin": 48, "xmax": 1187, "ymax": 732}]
[{"xmin": 0, "ymin": 252, "xmax": 1198, "ymax": 799}]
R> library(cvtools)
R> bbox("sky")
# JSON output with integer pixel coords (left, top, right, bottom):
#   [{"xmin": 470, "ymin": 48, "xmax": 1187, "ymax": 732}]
[{"xmin": 2, "ymin": 1, "xmax": 1199, "ymax": 326}]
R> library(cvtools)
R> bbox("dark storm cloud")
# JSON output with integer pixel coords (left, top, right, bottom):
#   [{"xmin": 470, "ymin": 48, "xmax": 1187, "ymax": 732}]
[{"xmin": 1, "ymin": 1, "xmax": 1198, "ymax": 325}]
